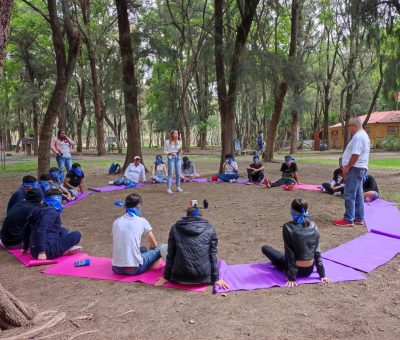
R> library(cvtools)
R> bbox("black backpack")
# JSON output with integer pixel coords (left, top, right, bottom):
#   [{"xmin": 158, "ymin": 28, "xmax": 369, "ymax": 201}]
[{"xmin": 108, "ymin": 163, "xmax": 121, "ymax": 175}]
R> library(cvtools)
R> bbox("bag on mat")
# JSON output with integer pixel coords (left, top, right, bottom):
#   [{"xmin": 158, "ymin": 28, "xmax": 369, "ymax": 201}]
[{"xmin": 108, "ymin": 163, "xmax": 121, "ymax": 175}]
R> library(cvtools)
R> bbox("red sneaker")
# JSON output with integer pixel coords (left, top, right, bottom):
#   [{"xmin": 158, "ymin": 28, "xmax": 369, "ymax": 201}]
[
  {"xmin": 333, "ymin": 219, "xmax": 354, "ymax": 227},
  {"xmin": 354, "ymin": 220, "xmax": 365, "ymax": 226}
]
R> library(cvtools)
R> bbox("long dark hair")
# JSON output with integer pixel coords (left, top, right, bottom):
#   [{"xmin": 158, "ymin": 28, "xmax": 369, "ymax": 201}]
[
  {"xmin": 57, "ymin": 130, "xmax": 66, "ymax": 140},
  {"xmin": 291, "ymin": 198, "xmax": 310, "ymax": 227},
  {"xmin": 182, "ymin": 156, "xmax": 191, "ymax": 170}
]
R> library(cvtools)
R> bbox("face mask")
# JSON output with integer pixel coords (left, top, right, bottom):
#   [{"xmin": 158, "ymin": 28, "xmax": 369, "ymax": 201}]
[
  {"xmin": 253, "ymin": 157, "xmax": 259, "ymax": 163},
  {"xmin": 21, "ymin": 181, "xmax": 39, "ymax": 189},
  {"xmin": 39, "ymin": 180, "xmax": 51, "ymax": 192},
  {"xmin": 71, "ymin": 168, "xmax": 83, "ymax": 177},
  {"xmin": 155, "ymin": 157, "xmax": 162, "ymax": 165},
  {"xmin": 45, "ymin": 197, "xmax": 64, "ymax": 213},
  {"xmin": 50, "ymin": 170, "xmax": 63, "ymax": 180},
  {"xmin": 114, "ymin": 201, "xmax": 141, "ymax": 217},
  {"xmin": 290, "ymin": 208, "xmax": 309, "ymax": 224},
  {"xmin": 228, "ymin": 158, "xmax": 233, "ymax": 164},
  {"xmin": 183, "ymin": 160, "xmax": 189, "ymax": 165}
]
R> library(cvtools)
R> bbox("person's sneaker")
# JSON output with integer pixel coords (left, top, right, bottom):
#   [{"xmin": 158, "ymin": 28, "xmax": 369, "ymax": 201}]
[
  {"xmin": 333, "ymin": 192, "xmax": 342, "ymax": 197},
  {"xmin": 246, "ymin": 181, "xmax": 253, "ymax": 185},
  {"xmin": 108, "ymin": 180, "xmax": 114, "ymax": 185},
  {"xmin": 333, "ymin": 219, "xmax": 354, "ymax": 227},
  {"xmin": 167, "ymin": 188, "xmax": 173, "ymax": 194},
  {"xmin": 229, "ymin": 179, "xmax": 237, "ymax": 183},
  {"xmin": 176, "ymin": 186, "xmax": 183, "ymax": 193},
  {"xmin": 354, "ymin": 220, "xmax": 365, "ymax": 226},
  {"xmin": 63, "ymin": 245, "xmax": 83, "ymax": 256}
]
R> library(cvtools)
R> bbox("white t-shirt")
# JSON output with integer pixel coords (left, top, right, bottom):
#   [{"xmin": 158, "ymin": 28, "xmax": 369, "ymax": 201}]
[
  {"xmin": 124, "ymin": 163, "xmax": 146, "ymax": 183},
  {"xmin": 224, "ymin": 161, "xmax": 238, "ymax": 174},
  {"xmin": 164, "ymin": 140, "xmax": 181, "ymax": 156},
  {"xmin": 112, "ymin": 214, "xmax": 152, "ymax": 267},
  {"xmin": 342, "ymin": 129, "xmax": 370, "ymax": 169},
  {"xmin": 60, "ymin": 140, "xmax": 71, "ymax": 158}
]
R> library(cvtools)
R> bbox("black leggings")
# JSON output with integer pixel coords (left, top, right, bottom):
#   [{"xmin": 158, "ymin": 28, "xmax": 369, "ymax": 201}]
[
  {"xmin": 322, "ymin": 183, "xmax": 344, "ymax": 195},
  {"xmin": 247, "ymin": 169, "xmax": 264, "ymax": 182},
  {"xmin": 261, "ymin": 245, "xmax": 314, "ymax": 278}
]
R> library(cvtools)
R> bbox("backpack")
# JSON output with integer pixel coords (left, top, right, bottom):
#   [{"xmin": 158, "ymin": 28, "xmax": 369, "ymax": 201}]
[{"xmin": 108, "ymin": 163, "xmax": 121, "ymax": 175}]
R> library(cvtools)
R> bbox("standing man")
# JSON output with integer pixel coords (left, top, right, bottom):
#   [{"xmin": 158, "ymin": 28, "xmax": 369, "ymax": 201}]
[
  {"xmin": 257, "ymin": 131, "xmax": 264, "ymax": 154},
  {"xmin": 333, "ymin": 117, "xmax": 370, "ymax": 227}
]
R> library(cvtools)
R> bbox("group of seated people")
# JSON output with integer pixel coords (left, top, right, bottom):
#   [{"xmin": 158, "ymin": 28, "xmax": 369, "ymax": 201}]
[
  {"xmin": 322, "ymin": 157, "xmax": 379, "ymax": 202},
  {"xmin": 108, "ymin": 155, "xmax": 200, "ymax": 187},
  {"xmin": 216, "ymin": 153, "xmax": 299, "ymax": 188}
]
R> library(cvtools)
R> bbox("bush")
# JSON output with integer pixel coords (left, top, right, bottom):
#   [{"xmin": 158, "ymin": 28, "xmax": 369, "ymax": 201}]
[{"xmin": 381, "ymin": 136, "xmax": 400, "ymax": 151}]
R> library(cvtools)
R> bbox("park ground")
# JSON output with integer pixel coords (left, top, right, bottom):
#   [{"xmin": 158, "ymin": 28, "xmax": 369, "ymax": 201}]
[{"xmin": 0, "ymin": 149, "xmax": 400, "ymax": 339}]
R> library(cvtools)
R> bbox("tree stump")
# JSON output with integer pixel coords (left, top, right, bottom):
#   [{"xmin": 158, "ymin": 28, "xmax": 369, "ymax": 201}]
[{"xmin": 0, "ymin": 283, "xmax": 38, "ymax": 330}]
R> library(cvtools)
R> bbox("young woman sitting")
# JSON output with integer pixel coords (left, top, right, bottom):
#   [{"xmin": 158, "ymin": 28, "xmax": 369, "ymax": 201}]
[
  {"xmin": 151, "ymin": 155, "xmax": 168, "ymax": 184},
  {"xmin": 49, "ymin": 167, "xmax": 75, "ymax": 202},
  {"xmin": 180, "ymin": 156, "xmax": 200, "ymax": 182},
  {"xmin": 261, "ymin": 198, "xmax": 332, "ymax": 287},
  {"xmin": 271, "ymin": 155, "xmax": 299, "ymax": 187},
  {"xmin": 321, "ymin": 158, "xmax": 344, "ymax": 196},
  {"xmin": 156, "ymin": 206, "xmax": 229, "ymax": 290}
]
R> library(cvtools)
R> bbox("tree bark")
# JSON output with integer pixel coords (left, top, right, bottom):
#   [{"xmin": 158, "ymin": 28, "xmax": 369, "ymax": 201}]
[
  {"xmin": 76, "ymin": 77, "xmax": 87, "ymax": 153},
  {"xmin": 0, "ymin": 0, "xmax": 13, "ymax": 78},
  {"xmin": 265, "ymin": 0, "xmax": 299, "ymax": 161},
  {"xmin": 37, "ymin": 0, "xmax": 80, "ymax": 175},
  {"xmin": 115, "ymin": 0, "xmax": 142, "ymax": 170}
]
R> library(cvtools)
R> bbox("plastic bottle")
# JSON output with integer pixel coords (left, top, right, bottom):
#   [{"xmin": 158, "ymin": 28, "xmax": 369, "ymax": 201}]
[{"xmin": 74, "ymin": 259, "xmax": 91, "ymax": 267}]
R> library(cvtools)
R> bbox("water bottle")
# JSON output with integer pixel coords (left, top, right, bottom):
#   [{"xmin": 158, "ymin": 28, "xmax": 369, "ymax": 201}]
[{"xmin": 74, "ymin": 259, "xmax": 90, "ymax": 267}]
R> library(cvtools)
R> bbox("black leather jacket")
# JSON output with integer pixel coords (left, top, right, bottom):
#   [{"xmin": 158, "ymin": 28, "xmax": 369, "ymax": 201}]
[
  {"xmin": 164, "ymin": 216, "xmax": 219, "ymax": 284},
  {"xmin": 283, "ymin": 221, "xmax": 325, "ymax": 281}
]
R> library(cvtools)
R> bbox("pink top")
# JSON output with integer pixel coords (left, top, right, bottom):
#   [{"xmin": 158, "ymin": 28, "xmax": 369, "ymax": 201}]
[{"xmin": 51, "ymin": 136, "xmax": 75, "ymax": 156}]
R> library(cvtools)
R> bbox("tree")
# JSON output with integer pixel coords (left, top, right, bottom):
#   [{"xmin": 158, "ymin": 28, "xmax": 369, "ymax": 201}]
[{"xmin": 115, "ymin": 0, "xmax": 142, "ymax": 170}]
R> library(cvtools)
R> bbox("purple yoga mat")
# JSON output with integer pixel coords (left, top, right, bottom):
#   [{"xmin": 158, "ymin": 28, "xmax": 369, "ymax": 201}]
[
  {"xmin": 214, "ymin": 259, "xmax": 365, "ymax": 293},
  {"xmin": 64, "ymin": 191, "xmax": 93, "ymax": 208},
  {"xmin": 88, "ymin": 182, "xmax": 145, "ymax": 192},
  {"xmin": 322, "ymin": 232, "xmax": 400, "ymax": 273},
  {"xmin": 192, "ymin": 177, "xmax": 209, "ymax": 183},
  {"xmin": 364, "ymin": 199, "xmax": 400, "ymax": 238}
]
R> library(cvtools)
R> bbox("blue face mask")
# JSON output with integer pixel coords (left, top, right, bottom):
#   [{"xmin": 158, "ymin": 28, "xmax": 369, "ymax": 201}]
[
  {"xmin": 228, "ymin": 158, "xmax": 233, "ymax": 164},
  {"xmin": 114, "ymin": 201, "xmax": 141, "ymax": 217},
  {"xmin": 253, "ymin": 156, "xmax": 259, "ymax": 162},
  {"xmin": 50, "ymin": 170, "xmax": 63, "ymax": 180},
  {"xmin": 155, "ymin": 157, "xmax": 162, "ymax": 165},
  {"xmin": 45, "ymin": 197, "xmax": 64, "ymax": 213},
  {"xmin": 183, "ymin": 159, "xmax": 189, "ymax": 165},
  {"xmin": 39, "ymin": 180, "xmax": 51, "ymax": 192},
  {"xmin": 290, "ymin": 208, "xmax": 309, "ymax": 224},
  {"xmin": 71, "ymin": 168, "xmax": 83, "ymax": 177}
]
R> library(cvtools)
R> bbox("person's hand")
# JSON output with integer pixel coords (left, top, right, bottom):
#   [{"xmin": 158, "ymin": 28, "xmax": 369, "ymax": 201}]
[
  {"xmin": 215, "ymin": 279, "xmax": 229, "ymax": 290},
  {"xmin": 38, "ymin": 252, "xmax": 47, "ymax": 260},
  {"xmin": 321, "ymin": 277, "xmax": 333, "ymax": 284},
  {"xmin": 21, "ymin": 249, "xmax": 28, "ymax": 255},
  {"xmin": 285, "ymin": 280, "xmax": 297, "ymax": 288},
  {"xmin": 342, "ymin": 166, "xmax": 349, "ymax": 179},
  {"xmin": 155, "ymin": 277, "xmax": 168, "ymax": 287}
]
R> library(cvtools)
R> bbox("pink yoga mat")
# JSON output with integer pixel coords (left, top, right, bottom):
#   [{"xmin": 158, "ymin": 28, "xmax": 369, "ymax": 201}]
[
  {"xmin": 364, "ymin": 199, "xmax": 400, "ymax": 238},
  {"xmin": 278, "ymin": 184, "xmax": 322, "ymax": 191},
  {"xmin": 42, "ymin": 254, "xmax": 208, "ymax": 292},
  {"xmin": 64, "ymin": 191, "xmax": 93, "ymax": 208},
  {"xmin": 88, "ymin": 182, "xmax": 145, "ymax": 192},
  {"xmin": 214, "ymin": 258, "xmax": 366, "ymax": 293},
  {"xmin": 322, "ymin": 232, "xmax": 400, "ymax": 273}
]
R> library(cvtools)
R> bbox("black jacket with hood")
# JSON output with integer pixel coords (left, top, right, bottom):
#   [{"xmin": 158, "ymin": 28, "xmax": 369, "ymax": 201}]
[{"xmin": 163, "ymin": 216, "xmax": 219, "ymax": 284}]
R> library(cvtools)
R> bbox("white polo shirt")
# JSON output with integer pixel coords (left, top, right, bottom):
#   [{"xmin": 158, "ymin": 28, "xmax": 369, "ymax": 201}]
[
  {"xmin": 342, "ymin": 129, "xmax": 370, "ymax": 169},
  {"xmin": 123, "ymin": 163, "xmax": 146, "ymax": 183}
]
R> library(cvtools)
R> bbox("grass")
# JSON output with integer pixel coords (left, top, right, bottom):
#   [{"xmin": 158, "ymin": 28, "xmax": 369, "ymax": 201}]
[{"xmin": 296, "ymin": 157, "xmax": 400, "ymax": 170}]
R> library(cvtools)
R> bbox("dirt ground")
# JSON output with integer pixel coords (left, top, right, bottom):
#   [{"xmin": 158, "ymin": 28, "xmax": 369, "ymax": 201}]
[{"xmin": 1, "ymin": 154, "xmax": 400, "ymax": 339}]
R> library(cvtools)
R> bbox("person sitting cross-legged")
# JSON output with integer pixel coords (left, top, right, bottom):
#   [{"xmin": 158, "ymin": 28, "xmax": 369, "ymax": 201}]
[
  {"xmin": 246, "ymin": 155, "xmax": 265, "ymax": 185},
  {"xmin": 155, "ymin": 206, "xmax": 229, "ymax": 290},
  {"xmin": 180, "ymin": 156, "xmax": 200, "ymax": 182},
  {"xmin": 22, "ymin": 195, "xmax": 82, "ymax": 260},
  {"xmin": 271, "ymin": 155, "xmax": 299, "ymax": 187},
  {"xmin": 49, "ymin": 167, "xmax": 75, "ymax": 203},
  {"xmin": 216, "ymin": 154, "xmax": 239, "ymax": 183},
  {"xmin": 151, "ymin": 155, "xmax": 168, "ymax": 184},
  {"xmin": 112, "ymin": 194, "xmax": 164, "ymax": 276},
  {"xmin": 109, "ymin": 156, "xmax": 146, "ymax": 188},
  {"xmin": 321, "ymin": 157, "xmax": 345, "ymax": 196},
  {"xmin": 64, "ymin": 163, "xmax": 85, "ymax": 197},
  {"xmin": 6, "ymin": 175, "xmax": 38, "ymax": 214},
  {"xmin": 363, "ymin": 174, "xmax": 379, "ymax": 202},
  {"xmin": 1, "ymin": 188, "xmax": 43, "ymax": 249},
  {"xmin": 261, "ymin": 198, "xmax": 332, "ymax": 288}
]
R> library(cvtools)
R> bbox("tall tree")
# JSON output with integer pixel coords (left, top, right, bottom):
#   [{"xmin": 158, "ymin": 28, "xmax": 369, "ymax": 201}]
[
  {"xmin": 115, "ymin": 0, "xmax": 142, "ymax": 170},
  {"xmin": 215, "ymin": 0, "xmax": 260, "ymax": 171}
]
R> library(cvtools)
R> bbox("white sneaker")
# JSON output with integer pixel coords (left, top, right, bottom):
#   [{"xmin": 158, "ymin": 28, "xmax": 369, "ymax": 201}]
[
  {"xmin": 333, "ymin": 192, "xmax": 341, "ymax": 197},
  {"xmin": 108, "ymin": 180, "xmax": 114, "ymax": 185},
  {"xmin": 229, "ymin": 179, "xmax": 237, "ymax": 183},
  {"xmin": 167, "ymin": 188, "xmax": 173, "ymax": 194},
  {"xmin": 63, "ymin": 245, "xmax": 83, "ymax": 256},
  {"xmin": 176, "ymin": 186, "xmax": 183, "ymax": 193}
]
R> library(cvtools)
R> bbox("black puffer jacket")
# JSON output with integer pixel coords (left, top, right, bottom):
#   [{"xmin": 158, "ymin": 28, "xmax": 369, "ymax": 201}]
[{"xmin": 164, "ymin": 216, "xmax": 219, "ymax": 284}]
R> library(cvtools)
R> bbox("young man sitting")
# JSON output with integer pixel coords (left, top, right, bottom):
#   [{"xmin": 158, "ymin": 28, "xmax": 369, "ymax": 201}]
[
  {"xmin": 271, "ymin": 155, "xmax": 299, "ymax": 187},
  {"xmin": 1, "ymin": 188, "xmax": 43, "ymax": 249},
  {"xmin": 246, "ymin": 155, "xmax": 265, "ymax": 185},
  {"xmin": 112, "ymin": 193, "xmax": 163, "ymax": 275},
  {"xmin": 321, "ymin": 158, "xmax": 345, "ymax": 196},
  {"xmin": 6, "ymin": 175, "xmax": 38, "ymax": 214},
  {"xmin": 363, "ymin": 174, "xmax": 379, "ymax": 202},
  {"xmin": 109, "ymin": 156, "xmax": 146, "ymax": 188},
  {"xmin": 180, "ymin": 156, "xmax": 200, "ymax": 182},
  {"xmin": 64, "ymin": 163, "xmax": 85, "ymax": 197},
  {"xmin": 216, "ymin": 154, "xmax": 239, "ymax": 183},
  {"xmin": 49, "ymin": 167, "xmax": 75, "ymax": 202}
]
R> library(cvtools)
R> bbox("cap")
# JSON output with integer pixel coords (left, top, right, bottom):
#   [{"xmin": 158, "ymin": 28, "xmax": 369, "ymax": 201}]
[
  {"xmin": 25, "ymin": 188, "xmax": 43, "ymax": 203},
  {"xmin": 134, "ymin": 156, "xmax": 141, "ymax": 160}
]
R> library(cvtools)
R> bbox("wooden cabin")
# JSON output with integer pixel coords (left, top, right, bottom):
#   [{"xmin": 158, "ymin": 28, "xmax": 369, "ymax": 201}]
[{"xmin": 328, "ymin": 111, "xmax": 400, "ymax": 149}]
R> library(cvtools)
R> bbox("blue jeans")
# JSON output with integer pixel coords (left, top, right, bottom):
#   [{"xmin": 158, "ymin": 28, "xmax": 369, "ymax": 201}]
[
  {"xmin": 344, "ymin": 167, "xmax": 367, "ymax": 222},
  {"xmin": 113, "ymin": 176, "xmax": 137, "ymax": 187},
  {"xmin": 257, "ymin": 142, "xmax": 263, "ymax": 153},
  {"xmin": 217, "ymin": 173, "xmax": 239, "ymax": 182},
  {"xmin": 112, "ymin": 245, "xmax": 163, "ymax": 276},
  {"xmin": 56, "ymin": 156, "xmax": 72, "ymax": 182},
  {"xmin": 167, "ymin": 156, "xmax": 181, "ymax": 188}
]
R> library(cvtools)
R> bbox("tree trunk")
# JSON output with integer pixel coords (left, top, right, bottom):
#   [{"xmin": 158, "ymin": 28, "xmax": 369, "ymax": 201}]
[
  {"xmin": 290, "ymin": 110, "xmax": 299, "ymax": 154},
  {"xmin": 265, "ymin": 0, "xmax": 299, "ymax": 161},
  {"xmin": 58, "ymin": 100, "xmax": 67, "ymax": 131},
  {"xmin": 86, "ymin": 115, "xmax": 92, "ymax": 150},
  {"xmin": 0, "ymin": 0, "xmax": 13, "ymax": 78},
  {"xmin": 37, "ymin": 0, "xmax": 80, "ymax": 175},
  {"xmin": 116, "ymin": 0, "xmax": 142, "ymax": 170},
  {"xmin": 76, "ymin": 78, "xmax": 87, "ymax": 153}
]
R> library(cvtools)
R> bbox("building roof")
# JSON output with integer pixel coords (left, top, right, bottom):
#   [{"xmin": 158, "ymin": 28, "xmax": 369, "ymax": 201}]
[{"xmin": 330, "ymin": 111, "xmax": 400, "ymax": 128}]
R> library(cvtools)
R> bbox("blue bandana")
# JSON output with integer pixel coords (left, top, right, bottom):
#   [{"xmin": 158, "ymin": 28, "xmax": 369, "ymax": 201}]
[
  {"xmin": 290, "ymin": 208, "xmax": 309, "ymax": 224},
  {"xmin": 253, "ymin": 156, "xmax": 260, "ymax": 162},
  {"xmin": 39, "ymin": 180, "xmax": 51, "ymax": 192},
  {"xmin": 21, "ymin": 181, "xmax": 39, "ymax": 189},
  {"xmin": 183, "ymin": 159, "xmax": 190, "ymax": 165},
  {"xmin": 114, "ymin": 201, "xmax": 141, "ymax": 217},
  {"xmin": 45, "ymin": 197, "xmax": 64, "ymax": 213},
  {"xmin": 50, "ymin": 170, "xmax": 63, "ymax": 180},
  {"xmin": 155, "ymin": 156, "xmax": 163, "ymax": 165},
  {"xmin": 71, "ymin": 168, "xmax": 83, "ymax": 177}
]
